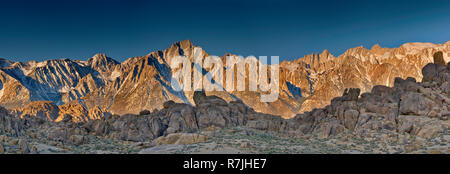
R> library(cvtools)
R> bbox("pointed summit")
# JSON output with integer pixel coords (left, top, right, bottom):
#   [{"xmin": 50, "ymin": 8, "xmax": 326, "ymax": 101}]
[
  {"xmin": 371, "ymin": 44, "xmax": 382, "ymax": 50},
  {"xmin": 178, "ymin": 39, "xmax": 193, "ymax": 47}
]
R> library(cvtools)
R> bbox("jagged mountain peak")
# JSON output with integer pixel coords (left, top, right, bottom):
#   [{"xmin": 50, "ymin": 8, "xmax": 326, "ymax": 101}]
[
  {"xmin": 340, "ymin": 45, "xmax": 374, "ymax": 62},
  {"xmin": 88, "ymin": 53, "xmax": 119, "ymax": 65},
  {"xmin": 86, "ymin": 53, "xmax": 119, "ymax": 74},
  {"xmin": 163, "ymin": 39, "xmax": 195, "ymax": 58},
  {"xmin": 345, "ymin": 45, "xmax": 368, "ymax": 53},
  {"xmin": 91, "ymin": 53, "xmax": 108, "ymax": 61},
  {"xmin": 319, "ymin": 49, "xmax": 335, "ymax": 61},
  {"xmin": 320, "ymin": 49, "xmax": 330, "ymax": 55},
  {"xmin": 167, "ymin": 39, "xmax": 194, "ymax": 52},
  {"xmin": 296, "ymin": 50, "xmax": 335, "ymax": 66},
  {"xmin": 181, "ymin": 39, "xmax": 193, "ymax": 45},
  {"xmin": 0, "ymin": 58, "xmax": 14, "ymax": 68},
  {"xmin": 370, "ymin": 43, "xmax": 391, "ymax": 56}
]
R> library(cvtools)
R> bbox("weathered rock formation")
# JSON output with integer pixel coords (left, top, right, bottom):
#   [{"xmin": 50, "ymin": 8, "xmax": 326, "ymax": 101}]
[{"xmin": 1, "ymin": 61, "xmax": 448, "ymax": 149}]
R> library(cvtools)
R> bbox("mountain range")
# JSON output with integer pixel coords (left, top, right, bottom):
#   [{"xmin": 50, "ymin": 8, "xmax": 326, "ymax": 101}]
[{"xmin": 0, "ymin": 40, "xmax": 449, "ymax": 119}]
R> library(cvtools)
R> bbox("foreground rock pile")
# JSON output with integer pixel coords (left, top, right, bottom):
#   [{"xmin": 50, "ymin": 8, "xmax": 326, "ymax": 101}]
[
  {"xmin": 0, "ymin": 62, "xmax": 449, "ymax": 154},
  {"xmin": 0, "ymin": 89, "xmax": 258, "ymax": 153}
]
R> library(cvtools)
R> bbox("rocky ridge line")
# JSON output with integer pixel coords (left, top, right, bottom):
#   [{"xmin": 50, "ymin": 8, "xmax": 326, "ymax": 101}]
[
  {"xmin": 0, "ymin": 57, "xmax": 449, "ymax": 153},
  {"xmin": 1, "ymin": 41, "xmax": 449, "ymax": 119}
]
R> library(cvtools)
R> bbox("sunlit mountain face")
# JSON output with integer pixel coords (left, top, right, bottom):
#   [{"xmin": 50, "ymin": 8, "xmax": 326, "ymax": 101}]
[
  {"xmin": 1, "ymin": 0, "xmax": 450, "ymax": 155},
  {"xmin": 0, "ymin": 40, "xmax": 449, "ymax": 119}
]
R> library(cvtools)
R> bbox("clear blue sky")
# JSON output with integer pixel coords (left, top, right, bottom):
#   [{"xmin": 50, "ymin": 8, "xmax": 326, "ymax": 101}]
[{"xmin": 1, "ymin": 0, "xmax": 449, "ymax": 62}]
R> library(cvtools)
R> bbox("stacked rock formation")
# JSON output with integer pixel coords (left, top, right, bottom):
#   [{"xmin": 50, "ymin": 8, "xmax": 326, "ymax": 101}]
[{"xmin": 0, "ymin": 60, "xmax": 448, "ymax": 153}]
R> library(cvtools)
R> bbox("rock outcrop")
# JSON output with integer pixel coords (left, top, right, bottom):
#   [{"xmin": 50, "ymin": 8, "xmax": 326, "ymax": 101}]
[{"xmin": 2, "ymin": 62, "xmax": 449, "ymax": 145}]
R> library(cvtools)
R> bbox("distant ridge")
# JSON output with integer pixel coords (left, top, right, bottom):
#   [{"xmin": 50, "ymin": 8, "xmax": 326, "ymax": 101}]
[{"xmin": 0, "ymin": 40, "xmax": 448, "ymax": 118}]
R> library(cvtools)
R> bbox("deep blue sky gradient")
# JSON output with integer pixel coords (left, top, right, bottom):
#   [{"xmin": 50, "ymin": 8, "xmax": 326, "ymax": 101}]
[{"xmin": 1, "ymin": 0, "xmax": 450, "ymax": 62}]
